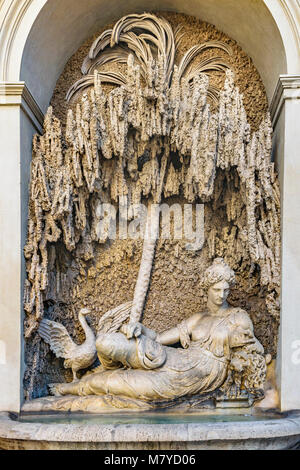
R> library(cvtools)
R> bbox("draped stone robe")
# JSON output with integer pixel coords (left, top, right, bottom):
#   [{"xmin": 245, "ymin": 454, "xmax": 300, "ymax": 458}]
[{"xmin": 71, "ymin": 307, "xmax": 263, "ymax": 401}]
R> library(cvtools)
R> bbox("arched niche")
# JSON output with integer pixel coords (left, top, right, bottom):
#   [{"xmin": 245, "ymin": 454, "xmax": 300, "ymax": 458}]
[{"xmin": 19, "ymin": 0, "xmax": 288, "ymax": 112}]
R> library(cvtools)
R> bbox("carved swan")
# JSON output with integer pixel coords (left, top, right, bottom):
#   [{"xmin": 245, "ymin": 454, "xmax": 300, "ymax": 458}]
[{"xmin": 38, "ymin": 308, "xmax": 97, "ymax": 381}]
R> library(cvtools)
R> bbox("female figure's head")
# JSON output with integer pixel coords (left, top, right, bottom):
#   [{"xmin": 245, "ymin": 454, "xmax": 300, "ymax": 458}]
[{"xmin": 203, "ymin": 258, "xmax": 235, "ymax": 309}]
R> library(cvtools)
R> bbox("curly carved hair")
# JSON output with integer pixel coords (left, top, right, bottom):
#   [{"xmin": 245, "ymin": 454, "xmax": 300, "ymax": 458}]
[{"xmin": 202, "ymin": 258, "xmax": 235, "ymax": 289}]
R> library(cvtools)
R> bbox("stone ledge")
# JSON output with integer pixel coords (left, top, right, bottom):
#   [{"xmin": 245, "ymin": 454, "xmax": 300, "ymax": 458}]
[
  {"xmin": 1, "ymin": 411, "xmax": 300, "ymax": 450},
  {"xmin": 0, "ymin": 81, "xmax": 43, "ymax": 131},
  {"xmin": 270, "ymin": 74, "xmax": 300, "ymax": 127}
]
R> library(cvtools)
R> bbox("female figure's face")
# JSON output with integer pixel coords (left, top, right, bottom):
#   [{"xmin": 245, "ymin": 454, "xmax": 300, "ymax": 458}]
[{"xmin": 207, "ymin": 280, "xmax": 230, "ymax": 307}]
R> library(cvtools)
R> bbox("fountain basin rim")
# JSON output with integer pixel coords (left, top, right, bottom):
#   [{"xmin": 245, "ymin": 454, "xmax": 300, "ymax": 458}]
[{"xmin": 0, "ymin": 411, "xmax": 300, "ymax": 448}]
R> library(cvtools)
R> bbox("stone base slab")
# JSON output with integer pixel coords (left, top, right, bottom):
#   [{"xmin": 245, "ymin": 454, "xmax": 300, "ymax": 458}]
[
  {"xmin": 20, "ymin": 391, "xmax": 254, "ymax": 414},
  {"xmin": 1, "ymin": 411, "xmax": 300, "ymax": 450}
]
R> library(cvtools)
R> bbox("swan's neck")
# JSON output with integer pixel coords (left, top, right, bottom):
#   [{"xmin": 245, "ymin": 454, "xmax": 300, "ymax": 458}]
[{"xmin": 79, "ymin": 314, "xmax": 94, "ymax": 340}]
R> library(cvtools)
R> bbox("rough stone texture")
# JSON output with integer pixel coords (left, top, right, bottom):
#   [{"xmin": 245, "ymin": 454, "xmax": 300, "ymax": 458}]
[
  {"xmin": 0, "ymin": 412, "xmax": 300, "ymax": 450},
  {"xmin": 23, "ymin": 12, "xmax": 280, "ymax": 401}
]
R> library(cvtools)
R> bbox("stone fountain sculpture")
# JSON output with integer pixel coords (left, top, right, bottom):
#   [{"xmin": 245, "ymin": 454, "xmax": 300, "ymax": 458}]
[
  {"xmin": 23, "ymin": 13, "xmax": 280, "ymax": 412},
  {"xmin": 48, "ymin": 259, "xmax": 267, "ymax": 409}
]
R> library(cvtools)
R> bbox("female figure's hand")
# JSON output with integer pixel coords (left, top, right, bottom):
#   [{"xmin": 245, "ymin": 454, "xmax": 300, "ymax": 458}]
[{"xmin": 120, "ymin": 322, "xmax": 143, "ymax": 339}]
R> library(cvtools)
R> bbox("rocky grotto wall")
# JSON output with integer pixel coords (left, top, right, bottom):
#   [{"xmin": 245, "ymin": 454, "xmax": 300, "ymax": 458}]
[{"xmin": 23, "ymin": 12, "xmax": 280, "ymax": 400}]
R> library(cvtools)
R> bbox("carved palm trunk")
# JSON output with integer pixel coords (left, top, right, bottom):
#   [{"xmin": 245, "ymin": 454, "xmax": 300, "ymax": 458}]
[
  {"xmin": 129, "ymin": 206, "xmax": 160, "ymax": 323},
  {"xmin": 130, "ymin": 152, "xmax": 168, "ymax": 323}
]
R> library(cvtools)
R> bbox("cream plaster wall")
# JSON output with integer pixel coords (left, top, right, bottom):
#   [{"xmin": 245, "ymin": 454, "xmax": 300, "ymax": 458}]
[
  {"xmin": 278, "ymin": 95, "xmax": 300, "ymax": 410},
  {"xmin": 0, "ymin": 105, "xmax": 22, "ymax": 412}
]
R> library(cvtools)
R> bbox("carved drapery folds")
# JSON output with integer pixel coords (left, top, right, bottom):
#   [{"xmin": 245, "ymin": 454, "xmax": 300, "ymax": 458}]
[{"xmin": 23, "ymin": 13, "xmax": 280, "ymax": 339}]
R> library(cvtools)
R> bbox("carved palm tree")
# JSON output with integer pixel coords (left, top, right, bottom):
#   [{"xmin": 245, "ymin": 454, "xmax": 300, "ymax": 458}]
[
  {"xmin": 24, "ymin": 13, "xmax": 279, "ymax": 340},
  {"xmin": 67, "ymin": 13, "xmax": 232, "ymax": 325},
  {"xmin": 67, "ymin": 13, "xmax": 231, "ymax": 103}
]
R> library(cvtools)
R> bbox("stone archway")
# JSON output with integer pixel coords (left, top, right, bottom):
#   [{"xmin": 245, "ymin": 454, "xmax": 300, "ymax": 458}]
[{"xmin": 0, "ymin": 0, "xmax": 299, "ymax": 413}]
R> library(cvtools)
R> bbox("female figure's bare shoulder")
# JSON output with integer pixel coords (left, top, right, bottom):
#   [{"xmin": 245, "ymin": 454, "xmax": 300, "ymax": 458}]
[
  {"xmin": 185, "ymin": 312, "xmax": 205, "ymax": 330},
  {"xmin": 228, "ymin": 307, "xmax": 253, "ymax": 328}
]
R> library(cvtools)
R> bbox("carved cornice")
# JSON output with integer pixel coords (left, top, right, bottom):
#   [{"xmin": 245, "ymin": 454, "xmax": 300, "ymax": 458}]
[
  {"xmin": 270, "ymin": 74, "xmax": 300, "ymax": 127},
  {"xmin": 0, "ymin": 81, "xmax": 43, "ymax": 131}
]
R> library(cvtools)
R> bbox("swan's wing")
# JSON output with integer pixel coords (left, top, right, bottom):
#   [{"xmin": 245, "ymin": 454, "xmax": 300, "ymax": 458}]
[
  {"xmin": 39, "ymin": 319, "xmax": 75, "ymax": 359},
  {"xmin": 97, "ymin": 301, "xmax": 133, "ymax": 334}
]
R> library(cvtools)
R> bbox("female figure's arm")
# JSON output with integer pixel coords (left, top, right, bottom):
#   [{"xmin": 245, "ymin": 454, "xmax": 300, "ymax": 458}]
[
  {"xmin": 122, "ymin": 314, "xmax": 202, "ymax": 346},
  {"xmin": 157, "ymin": 313, "xmax": 201, "ymax": 346}
]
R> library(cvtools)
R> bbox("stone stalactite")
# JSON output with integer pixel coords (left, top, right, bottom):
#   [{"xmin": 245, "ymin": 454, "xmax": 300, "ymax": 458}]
[{"xmin": 24, "ymin": 14, "xmax": 280, "ymax": 339}]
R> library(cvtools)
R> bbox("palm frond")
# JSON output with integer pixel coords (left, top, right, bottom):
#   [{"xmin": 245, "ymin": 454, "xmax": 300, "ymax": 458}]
[
  {"xmin": 178, "ymin": 41, "xmax": 232, "ymax": 80},
  {"xmin": 110, "ymin": 14, "xmax": 176, "ymax": 84},
  {"xmin": 174, "ymin": 25, "xmax": 185, "ymax": 50},
  {"xmin": 188, "ymin": 79, "xmax": 221, "ymax": 105},
  {"xmin": 82, "ymin": 46, "xmax": 130, "ymax": 75},
  {"xmin": 120, "ymin": 32, "xmax": 154, "ymax": 77},
  {"xmin": 82, "ymin": 30, "xmax": 114, "ymax": 75},
  {"xmin": 207, "ymin": 85, "xmax": 221, "ymax": 105},
  {"xmin": 185, "ymin": 56, "xmax": 232, "ymax": 82},
  {"xmin": 66, "ymin": 72, "xmax": 126, "ymax": 102},
  {"xmin": 82, "ymin": 14, "xmax": 177, "ymax": 86},
  {"xmin": 68, "ymin": 14, "xmax": 233, "ymax": 102},
  {"xmin": 89, "ymin": 29, "xmax": 113, "ymax": 60}
]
